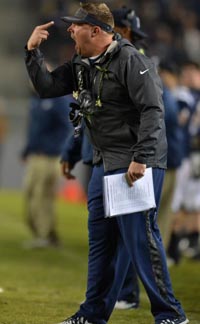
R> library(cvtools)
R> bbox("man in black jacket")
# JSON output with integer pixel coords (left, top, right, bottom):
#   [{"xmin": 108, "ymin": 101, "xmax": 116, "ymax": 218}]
[
  {"xmin": 60, "ymin": 7, "xmax": 148, "ymax": 311},
  {"xmin": 25, "ymin": 3, "xmax": 188, "ymax": 324}
]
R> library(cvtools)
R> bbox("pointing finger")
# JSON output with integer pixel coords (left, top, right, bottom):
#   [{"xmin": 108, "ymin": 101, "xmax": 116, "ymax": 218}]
[{"xmin": 38, "ymin": 21, "xmax": 54, "ymax": 30}]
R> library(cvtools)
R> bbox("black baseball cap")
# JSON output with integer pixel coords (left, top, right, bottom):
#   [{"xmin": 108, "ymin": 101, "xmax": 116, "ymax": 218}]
[
  {"xmin": 112, "ymin": 7, "xmax": 147, "ymax": 39},
  {"xmin": 61, "ymin": 7, "xmax": 113, "ymax": 33}
]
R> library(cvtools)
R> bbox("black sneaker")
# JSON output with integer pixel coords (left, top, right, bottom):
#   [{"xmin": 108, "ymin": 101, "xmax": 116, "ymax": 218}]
[
  {"xmin": 156, "ymin": 316, "xmax": 189, "ymax": 324},
  {"xmin": 57, "ymin": 314, "xmax": 94, "ymax": 324}
]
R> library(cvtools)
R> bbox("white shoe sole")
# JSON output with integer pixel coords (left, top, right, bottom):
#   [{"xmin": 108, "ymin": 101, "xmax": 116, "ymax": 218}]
[{"xmin": 114, "ymin": 300, "xmax": 138, "ymax": 310}]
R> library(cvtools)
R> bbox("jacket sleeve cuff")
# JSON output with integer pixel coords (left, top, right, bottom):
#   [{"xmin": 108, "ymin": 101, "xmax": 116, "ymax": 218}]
[
  {"xmin": 132, "ymin": 155, "xmax": 147, "ymax": 165},
  {"xmin": 24, "ymin": 45, "xmax": 43, "ymax": 65}
]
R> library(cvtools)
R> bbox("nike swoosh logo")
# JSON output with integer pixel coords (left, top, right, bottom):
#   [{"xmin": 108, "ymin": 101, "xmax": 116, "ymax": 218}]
[{"xmin": 140, "ymin": 68, "xmax": 150, "ymax": 75}]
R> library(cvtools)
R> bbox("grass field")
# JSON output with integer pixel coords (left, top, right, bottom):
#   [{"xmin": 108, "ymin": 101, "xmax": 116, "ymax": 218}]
[{"xmin": 0, "ymin": 190, "xmax": 200, "ymax": 324}]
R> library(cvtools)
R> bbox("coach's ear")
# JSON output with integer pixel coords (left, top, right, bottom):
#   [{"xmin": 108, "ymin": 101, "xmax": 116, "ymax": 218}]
[{"xmin": 91, "ymin": 26, "xmax": 101, "ymax": 37}]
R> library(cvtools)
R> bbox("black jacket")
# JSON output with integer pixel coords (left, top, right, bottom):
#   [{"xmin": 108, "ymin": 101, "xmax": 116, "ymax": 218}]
[{"xmin": 25, "ymin": 38, "xmax": 167, "ymax": 171}]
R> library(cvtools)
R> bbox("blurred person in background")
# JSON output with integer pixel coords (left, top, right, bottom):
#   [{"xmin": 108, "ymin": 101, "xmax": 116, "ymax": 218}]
[
  {"xmin": 61, "ymin": 126, "xmax": 93, "ymax": 191},
  {"xmin": 153, "ymin": 58, "xmax": 196, "ymax": 264},
  {"xmin": 21, "ymin": 73, "xmax": 73, "ymax": 249},
  {"xmin": 0, "ymin": 97, "xmax": 8, "ymax": 186},
  {"xmin": 157, "ymin": 62, "xmax": 185, "ymax": 252},
  {"xmin": 167, "ymin": 61, "xmax": 200, "ymax": 263},
  {"xmin": 61, "ymin": 6, "xmax": 148, "ymax": 311},
  {"xmin": 112, "ymin": 6, "xmax": 148, "ymax": 55},
  {"xmin": 178, "ymin": 5, "xmax": 200, "ymax": 64}
]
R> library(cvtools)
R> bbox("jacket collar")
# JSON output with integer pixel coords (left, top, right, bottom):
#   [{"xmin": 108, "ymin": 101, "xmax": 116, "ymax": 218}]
[{"xmin": 72, "ymin": 38, "xmax": 133, "ymax": 66}]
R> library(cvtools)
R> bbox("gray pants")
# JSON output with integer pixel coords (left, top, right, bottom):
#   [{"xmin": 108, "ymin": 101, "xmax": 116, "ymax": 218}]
[{"xmin": 23, "ymin": 154, "xmax": 60, "ymax": 239}]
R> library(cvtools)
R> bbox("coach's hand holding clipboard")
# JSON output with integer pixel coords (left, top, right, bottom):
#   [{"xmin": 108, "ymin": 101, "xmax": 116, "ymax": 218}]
[{"xmin": 103, "ymin": 166, "xmax": 156, "ymax": 217}]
